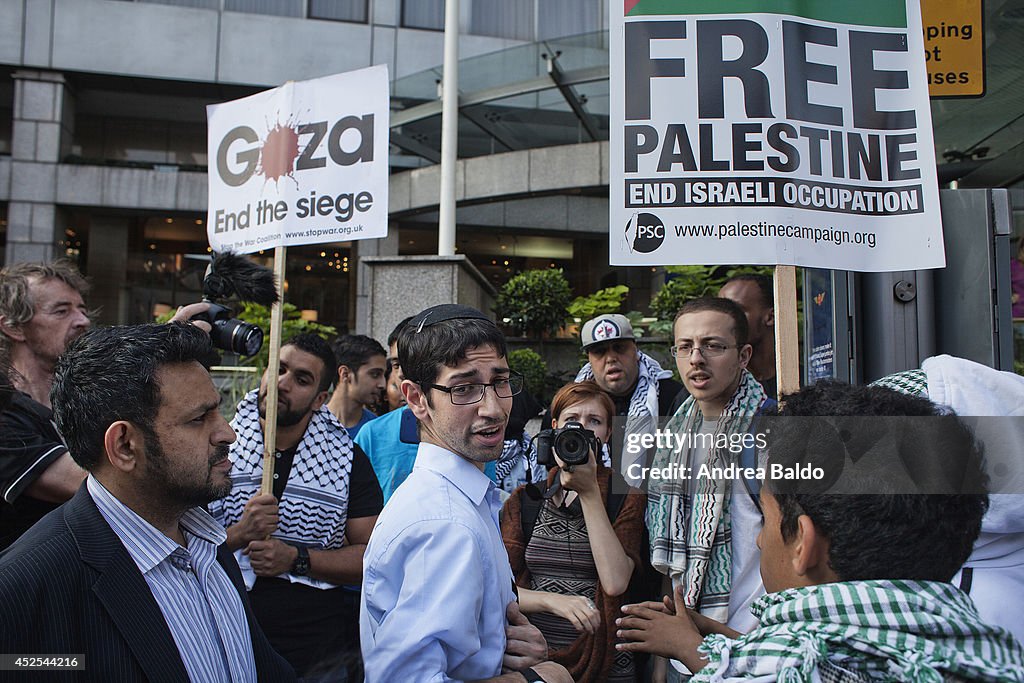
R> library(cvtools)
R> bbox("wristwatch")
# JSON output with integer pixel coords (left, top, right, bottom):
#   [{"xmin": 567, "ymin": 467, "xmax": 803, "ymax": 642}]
[
  {"xmin": 291, "ymin": 545, "xmax": 310, "ymax": 576},
  {"xmin": 518, "ymin": 667, "xmax": 545, "ymax": 682}
]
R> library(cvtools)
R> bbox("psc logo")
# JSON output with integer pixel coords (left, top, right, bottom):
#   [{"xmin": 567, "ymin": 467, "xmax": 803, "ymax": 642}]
[{"xmin": 625, "ymin": 212, "xmax": 666, "ymax": 253}]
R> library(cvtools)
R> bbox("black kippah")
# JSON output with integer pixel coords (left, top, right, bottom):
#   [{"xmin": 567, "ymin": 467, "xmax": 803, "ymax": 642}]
[{"xmin": 409, "ymin": 304, "xmax": 490, "ymax": 332}]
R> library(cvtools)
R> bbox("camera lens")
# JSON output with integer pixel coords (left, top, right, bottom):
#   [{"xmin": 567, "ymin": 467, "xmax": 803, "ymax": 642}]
[
  {"xmin": 212, "ymin": 318, "xmax": 264, "ymax": 357},
  {"xmin": 554, "ymin": 429, "xmax": 589, "ymax": 466}
]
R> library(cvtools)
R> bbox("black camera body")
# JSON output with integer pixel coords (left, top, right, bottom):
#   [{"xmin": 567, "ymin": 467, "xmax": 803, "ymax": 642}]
[
  {"xmin": 190, "ymin": 301, "xmax": 264, "ymax": 357},
  {"xmin": 535, "ymin": 421, "xmax": 600, "ymax": 467}
]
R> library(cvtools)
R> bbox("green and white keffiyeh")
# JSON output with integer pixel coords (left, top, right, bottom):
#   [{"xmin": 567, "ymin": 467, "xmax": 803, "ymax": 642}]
[
  {"xmin": 647, "ymin": 369, "xmax": 768, "ymax": 621},
  {"xmin": 694, "ymin": 580, "xmax": 1024, "ymax": 682}
]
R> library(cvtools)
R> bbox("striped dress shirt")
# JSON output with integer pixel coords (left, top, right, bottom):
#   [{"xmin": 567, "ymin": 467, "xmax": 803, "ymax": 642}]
[{"xmin": 87, "ymin": 476, "xmax": 257, "ymax": 683}]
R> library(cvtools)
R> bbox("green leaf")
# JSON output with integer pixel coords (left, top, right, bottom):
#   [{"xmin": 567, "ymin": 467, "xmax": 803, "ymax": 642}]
[{"xmin": 567, "ymin": 285, "xmax": 629, "ymax": 322}]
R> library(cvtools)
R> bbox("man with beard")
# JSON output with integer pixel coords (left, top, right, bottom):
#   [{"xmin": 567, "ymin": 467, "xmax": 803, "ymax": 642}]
[
  {"xmin": 0, "ymin": 261, "xmax": 91, "ymax": 549},
  {"xmin": 572, "ymin": 314, "xmax": 683, "ymax": 484},
  {"xmin": 360, "ymin": 304, "xmax": 570, "ymax": 683},
  {"xmin": 0, "ymin": 323, "xmax": 295, "ymax": 681},
  {"xmin": 211, "ymin": 333, "xmax": 383, "ymax": 681}
]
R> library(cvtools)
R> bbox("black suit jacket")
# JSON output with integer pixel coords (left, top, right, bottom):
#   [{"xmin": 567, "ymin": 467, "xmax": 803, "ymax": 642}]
[{"xmin": 0, "ymin": 485, "xmax": 295, "ymax": 682}]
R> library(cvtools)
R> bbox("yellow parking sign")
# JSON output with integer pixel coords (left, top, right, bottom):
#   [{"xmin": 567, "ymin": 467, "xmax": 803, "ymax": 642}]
[{"xmin": 922, "ymin": 0, "xmax": 984, "ymax": 97}]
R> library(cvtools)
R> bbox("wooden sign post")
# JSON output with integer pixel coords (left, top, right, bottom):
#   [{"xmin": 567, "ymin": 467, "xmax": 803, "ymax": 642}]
[
  {"xmin": 260, "ymin": 245, "xmax": 287, "ymax": 495},
  {"xmin": 773, "ymin": 265, "xmax": 801, "ymax": 401}
]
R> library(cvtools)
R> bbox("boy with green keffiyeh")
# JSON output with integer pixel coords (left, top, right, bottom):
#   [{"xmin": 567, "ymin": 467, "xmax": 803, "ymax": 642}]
[{"xmin": 618, "ymin": 381, "xmax": 1024, "ymax": 682}]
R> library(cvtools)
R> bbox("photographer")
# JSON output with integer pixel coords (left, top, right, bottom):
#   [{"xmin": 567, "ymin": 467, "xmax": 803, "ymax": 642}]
[{"xmin": 501, "ymin": 381, "xmax": 646, "ymax": 682}]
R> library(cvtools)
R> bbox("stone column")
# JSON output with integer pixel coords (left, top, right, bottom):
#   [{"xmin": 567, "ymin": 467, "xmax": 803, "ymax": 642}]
[
  {"xmin": 6, "ymin": 70, "xmax": 73, "ymax": 264},
  {"xmin": 360, "ymin": 255, "xmax": 497, "ymax": 344},
  {"xmin": 354, "ymin": 221, "xmax": 400, "ymax": 334},
  {"xmin": 86, "ymin": 217, "xmax": 130, "ymax": 325}
]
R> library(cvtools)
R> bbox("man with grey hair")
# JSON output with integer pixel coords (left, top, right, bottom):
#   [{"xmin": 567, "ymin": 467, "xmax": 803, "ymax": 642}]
[{"xmin": 0, "ymin": 260, "xmax": 91, "ymax": 548}]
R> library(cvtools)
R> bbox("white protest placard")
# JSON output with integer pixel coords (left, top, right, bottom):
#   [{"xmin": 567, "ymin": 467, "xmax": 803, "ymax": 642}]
[
  {"xmin": 207, "ymin": 65, "xmax": 389, "ymax": 254},
  {"xmin": 610, "ymin": 1, "xmax": 943, "ymax": 272}
]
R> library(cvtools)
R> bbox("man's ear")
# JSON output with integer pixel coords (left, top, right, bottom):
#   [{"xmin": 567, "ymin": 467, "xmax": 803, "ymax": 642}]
[
  {"xmin": 738, "ymin": 343, "xmax": 753, "ymax": 368},
  {"xmin": 403, "ymin": 380, "xmax": 430, "ymax": 421},
  {"xmin": 765, "ymin": 306, "xmax": 775, "ymax": 328},
  {"xmin": 337, "ymin": 365, "xmax": 353, "ymax": 386},
  {"xmin": 0, "ymin": 316, "xmax": 25, "ymax": 343},
  {"xmin": 312, "ymin": 390, "xmax": 329, "ymax": 412},
  {"xmin": 103, "ymin": 421, "xmax": 146, "ymax": 474},
  {"xmin": 792, "ymin": 514, "xmax": 832, "ymax": 580}
]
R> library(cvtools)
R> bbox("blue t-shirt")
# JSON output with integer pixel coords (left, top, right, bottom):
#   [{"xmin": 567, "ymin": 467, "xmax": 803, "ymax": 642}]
[
  {"xmin": 346, "ymin": 407, "xmax": 377, "ymax": 440},
  {"xmin": 355, "ymin": 407, "xmax": 497, "ymax": 503}
]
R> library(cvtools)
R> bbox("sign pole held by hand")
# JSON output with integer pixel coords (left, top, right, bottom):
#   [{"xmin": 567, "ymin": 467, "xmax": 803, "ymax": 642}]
[
  {"xmin": 774, "ymin": 265, "xmax": 800, "ymax": 401},
  {"xmin": 260, "ymin": 245, "xmax": 287, "ymax": 495}
]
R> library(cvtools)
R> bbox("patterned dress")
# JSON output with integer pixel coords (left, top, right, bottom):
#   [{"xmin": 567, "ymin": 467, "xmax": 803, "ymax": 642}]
[{"xmin": 524, "ymin": 497, "xmax": 635, "ymax": 682}]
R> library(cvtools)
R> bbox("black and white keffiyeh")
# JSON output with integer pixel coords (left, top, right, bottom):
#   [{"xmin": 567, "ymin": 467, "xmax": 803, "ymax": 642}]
[
  {"xmin": 210, "ymin": 389, "xmax": 355, "ymax": 589},
  {"xmin": 576, "ymin": 350, "xmax": 672, "ymax": 484}
]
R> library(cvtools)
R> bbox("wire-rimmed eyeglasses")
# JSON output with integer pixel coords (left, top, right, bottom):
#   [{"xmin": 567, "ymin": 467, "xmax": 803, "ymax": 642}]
[{"xmin": 669, "ymin": 342, "xmax": 738, "ymax": 359}]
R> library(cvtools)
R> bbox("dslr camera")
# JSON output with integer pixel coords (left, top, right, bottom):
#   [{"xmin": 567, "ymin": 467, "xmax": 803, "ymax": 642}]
[
  {"xmin": 189, "ymin": 252, "xmax": 278, "ymax": 357},
  {"xmin": 190, "ymin": 302, "xmax": 263, "ymax": 357},
  {"xmin": 535, "ymin": 421, "xmax": 601, "ymax": 467}
]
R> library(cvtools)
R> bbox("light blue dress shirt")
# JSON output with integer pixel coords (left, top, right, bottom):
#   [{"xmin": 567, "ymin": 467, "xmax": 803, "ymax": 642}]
[
  {"xmin": 360, "ymin": 442, "xmax": 516, "ymax": 683},
  {"xmin": 88, "ymin": 476, "xmax": 257, "ymax": 683}
]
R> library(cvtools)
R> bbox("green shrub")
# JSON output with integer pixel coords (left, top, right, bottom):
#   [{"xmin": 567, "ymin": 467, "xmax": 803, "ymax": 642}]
[
  {"xmin": 495, "ymin": 269, "xmax": 572, "ymax": 338},
  {"xmin": 567, "ymin": 285, "xmax": 629, "ymax": 323},
  {"xmin": 508, "ymin": 348, "xmax": 548, "ymax": 400},
  {"xmin": 649, "ymin": 265, "xmax": 773, "ymax": 325}
]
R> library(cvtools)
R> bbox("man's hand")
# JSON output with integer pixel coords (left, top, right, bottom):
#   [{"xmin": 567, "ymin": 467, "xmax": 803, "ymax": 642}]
[
  {"xmin": 244, "ymin": 538, "xmax": 297, "ymax": 577},
  {"xmin": 229, "ymin": 493, "xmax": 279, "ymax": 549},
  {"xmin": 615, "ymin": 584, "xmax": 704, "ymax": 665},
  {"xmin": 169, "ymin": 301, "xmax": 211, "ymax": 332},
  {"xmin": 687, "ymin": 608, "xmax": 741, "ymax": 639},
  {"xmin": 503, "ymin": 601, "xmax": 548, "ymax": 670}
]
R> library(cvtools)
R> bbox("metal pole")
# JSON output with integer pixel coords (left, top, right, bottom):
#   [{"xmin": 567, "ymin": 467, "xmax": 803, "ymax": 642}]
[{"xmin": 437, "ymin": 0, "xmax": 459, "ymax": 256}]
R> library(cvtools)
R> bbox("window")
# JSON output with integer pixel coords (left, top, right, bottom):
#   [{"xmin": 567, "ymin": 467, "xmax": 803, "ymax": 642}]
[
  {"xmin": 538, "ymin": 0, "xmax": 601, "ymax": 40},
  {"xmin": 402, "ymin": 0, "xmax": 444, "ymax": 30},
  {"xmin": 136, "ymin": 0, "xmax": 219, "ymax": 9},
  {"xmin": 469, "ymin": 0, "xmax": 532, "ymax": 41},
  {"xmin": 224, "ymin": 0, "xmax": 303, "ymax": 17},
  {"xmin": 309, "ymin": 0, "xmax": 368, "ymax": 23}
]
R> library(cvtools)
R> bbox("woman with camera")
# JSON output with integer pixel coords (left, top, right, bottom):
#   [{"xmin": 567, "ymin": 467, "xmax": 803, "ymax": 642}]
[{"xmin": 501, "ymin": 381, "xmax": 646, "ymax": 682}]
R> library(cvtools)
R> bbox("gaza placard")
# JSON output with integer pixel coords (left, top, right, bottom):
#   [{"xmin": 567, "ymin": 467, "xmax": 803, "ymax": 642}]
[
  {"xmin": 610, "ymin": 1, "xmax": 943, "ymax": 272},
  {"xmin": 207, "ymin": 65, "xmax": 389, "ymax": 254}
]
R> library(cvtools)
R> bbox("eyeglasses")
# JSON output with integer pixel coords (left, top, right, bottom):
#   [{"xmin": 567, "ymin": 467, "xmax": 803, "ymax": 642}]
[
  {"xmin": 670, "ymin": 342, "xmax": 738, "ymax": 359},
  {"xmin": 424, "ymin": 371, "xmax": 524, "ymax": 405}
]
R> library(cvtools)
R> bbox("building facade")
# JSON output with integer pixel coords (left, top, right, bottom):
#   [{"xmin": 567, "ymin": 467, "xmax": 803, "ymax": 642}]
[{"xmin": 1, "ymin": 0, "xmax": 1022, "ymax": 334}]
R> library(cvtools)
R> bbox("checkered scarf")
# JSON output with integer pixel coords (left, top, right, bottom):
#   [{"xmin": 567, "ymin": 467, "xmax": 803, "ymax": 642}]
[
  {"xmin": 694, "ymin": 580, "xmax": 1024, "ymax": 682},
  {"xmin": 575, "ymin": 350, "xmax": 673, "ymax": 424},
  {"xmin": 646, "ymin": 369, "xmax": 767, "ymax": 622},
  {"xmin": 212, "ymin": 389, "xmax": 355, "ymax": 589}
]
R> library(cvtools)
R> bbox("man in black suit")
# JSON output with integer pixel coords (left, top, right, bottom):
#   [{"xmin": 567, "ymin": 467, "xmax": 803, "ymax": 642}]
[{"xmin": 0, "ymin": 323, "xmax": 295, "ymax": 682}]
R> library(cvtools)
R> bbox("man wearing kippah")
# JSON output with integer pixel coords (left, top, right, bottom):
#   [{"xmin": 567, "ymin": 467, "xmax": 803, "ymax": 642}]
[{"xmin": 360, "ymin": 305, "xmax": 570, "ymax": 683}]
